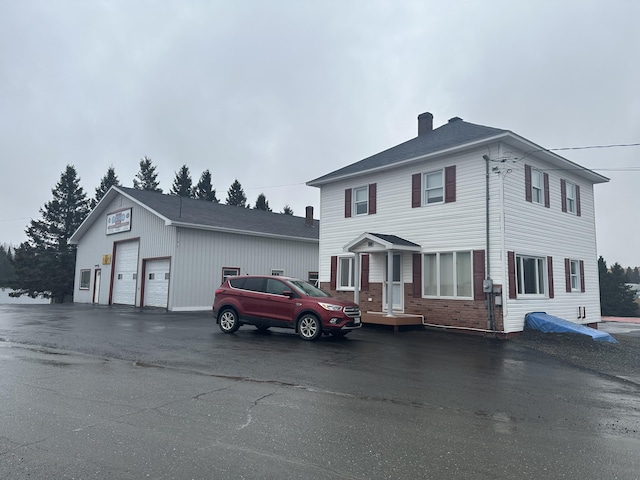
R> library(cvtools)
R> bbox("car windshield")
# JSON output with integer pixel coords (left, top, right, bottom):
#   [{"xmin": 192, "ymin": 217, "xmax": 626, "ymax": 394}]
[{"xmin": 287, "ymin": 279, "xmax": 330, "ymax": 297}]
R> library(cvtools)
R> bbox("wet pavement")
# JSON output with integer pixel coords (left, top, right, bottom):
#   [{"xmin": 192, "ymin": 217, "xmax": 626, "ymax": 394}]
[{"xmin": 0, "ymin": 304, "xmax": 639, "ymax": 479}]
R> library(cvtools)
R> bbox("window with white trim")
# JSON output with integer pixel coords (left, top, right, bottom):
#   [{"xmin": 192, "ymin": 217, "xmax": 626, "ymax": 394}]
[
  {"xmin": 570, "ymin": 259, "xmax": 580, "ymax": 291},
  {"xmin": 271, "ymin": 269, "xmax": 284, "ymax": 276},
  {"xmin": 338, "ymin": 256, "xmax": 356, "ymax": 290},
  {"xmin": 222, "ymin": 267, "xmax": 240, "ymax": 283},
  {"xmin": 566, "ymin": 181, "xmax": 577, "ymax": 214},
  {"xmin": 531, "ymin": 169, "xmax": 544, "ymax": 204},
  {"xmin": 308, "ymin": 272, "xmax": 319, "ymax": 287},
  {"xmin": 80, "ymin": 269, "xmax": 90, "ymax": 290},
  {"xmin": 353, "ymin": 186, "xmax": 368, "ymax": 215},
  {"xmin": 423, "ymin": 170, "xmax": 443, "ymax": 205},
  {"xmin": 516, "ymin": 255, "xmax": 546, "ymax": 295},
  {"xmin": 423, "ymin": 251, "xmax": 472, "ymax": 298}
]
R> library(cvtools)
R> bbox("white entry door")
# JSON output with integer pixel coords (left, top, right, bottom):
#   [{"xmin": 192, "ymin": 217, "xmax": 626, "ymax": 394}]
[
  {"xmin": 112, "ymin": 241, "xmax": 139, "ymax": 305},
  {"xmin": 144, "ymin": 259, "xmax": 170, "ymax": 308},
  {"xmin": 383, "ymin": 253, "xmax": 403, "ymax": 311},
  {"xmin": 93, "ymin": 269, "xmax": 101, "ymax": 303}
]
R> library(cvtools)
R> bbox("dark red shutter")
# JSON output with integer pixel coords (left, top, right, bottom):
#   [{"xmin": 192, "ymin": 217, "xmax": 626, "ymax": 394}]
[
  {"xmin": 344, "ymin": 189, "xmax": 352, "ymax": 218},
  {"xmin": 412, "ymin": 173, "xmax": 421, "ymax": 208},
  {"xmin": 544, "ymin": 172, "xmax": 550, "ymax": 208},
  {"xmin": 547, "ymin": 256, "xmax": 554, "ymax": 298},
  {"xmin": 412, "ymin": 253, "xmax": 422, "ymax": 297},
  {"xmin": 580, "ymin": 260, "xmax": 585, "ymax": 292},
  {"xmin": 368, "ymin": 183, "xmax": 377, "ymax": 215},
  {"xmin": 361, "ymin": 254, "xmax": 370, "ymax": 290},
  {"xmin": 564, "ymin": 258, "xmax": 571, "ymax": 292},
  {"xmin": 576, "ymin": 185, "xmax": 581, "ymax": 217},
  {"xmin": 445, "ymin": 165, "xmax": 456, "ymax": 203},
  {"xmin": 473, "ymin": 250, "xmax": 486, "ymax": 301},
  {"xmin": 508, "ymin": 251, "xmax": 517, "ymax": 299},
  {"xmin": 561, "ymin": 179, "xmax": 567, "ymax": 212},
  {"xmin": 525, "ymin": 165, "xmax": 532, "ymax": 202},
  {"xmin": 330, "ymin": 256, "xmax": 337, "ymax": 290}
]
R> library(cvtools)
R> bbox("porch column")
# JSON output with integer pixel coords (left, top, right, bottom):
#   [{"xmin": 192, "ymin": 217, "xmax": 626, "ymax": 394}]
[
  {"xmin": 353, "ymin": 253, "xmax": 360, "ymax": 305},
  {"xmin": 386, "ymin": 250, "xmax": 393, "ymax": 317}
]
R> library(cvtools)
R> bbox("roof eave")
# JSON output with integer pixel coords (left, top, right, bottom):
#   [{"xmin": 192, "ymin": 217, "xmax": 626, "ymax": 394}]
[
  {"xmin": 168, "ymin": 221, "xmax": 319, "ymax": 243},
  {"xmin": 307, "ymin": 132, "xmax": 512, "ymax": 187}
]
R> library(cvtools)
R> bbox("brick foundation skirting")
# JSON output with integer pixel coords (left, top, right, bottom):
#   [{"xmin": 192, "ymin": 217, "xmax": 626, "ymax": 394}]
[{"xmin": 320, "ymin": 282, "xmax": 504, "ymax": 332}]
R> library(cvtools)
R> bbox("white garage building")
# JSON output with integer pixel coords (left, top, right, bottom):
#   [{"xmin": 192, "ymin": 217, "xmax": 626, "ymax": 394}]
[{"xmin": 70, "ymin": 186, "xmax": 319, "ymax": 311}]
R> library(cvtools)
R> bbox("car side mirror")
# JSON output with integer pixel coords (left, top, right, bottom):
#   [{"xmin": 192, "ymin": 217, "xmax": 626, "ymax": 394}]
[{"xmin": 282, "ymin": 290, "xmax": 294, "ymax": 297}]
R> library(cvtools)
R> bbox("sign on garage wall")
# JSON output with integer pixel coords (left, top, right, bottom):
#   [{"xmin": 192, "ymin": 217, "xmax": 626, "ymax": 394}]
[{"xmin": 106, "ymin": 208, "xmax": 132, "ymax": 235}]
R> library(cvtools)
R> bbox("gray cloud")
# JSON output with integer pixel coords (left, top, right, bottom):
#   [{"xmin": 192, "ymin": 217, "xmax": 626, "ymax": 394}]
[{"xmin": 1, "ymin": 0, "xmax": 638, "ymax": 266}]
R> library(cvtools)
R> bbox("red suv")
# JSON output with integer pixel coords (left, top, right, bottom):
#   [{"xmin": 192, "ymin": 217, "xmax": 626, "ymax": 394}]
[{"xmin": 213, "ymin": 275, "xmax": 361, "ymax": 340}]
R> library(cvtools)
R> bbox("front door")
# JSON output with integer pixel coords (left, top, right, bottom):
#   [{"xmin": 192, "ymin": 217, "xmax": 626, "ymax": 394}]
[
  {"xmin": 383, "ymin": 253, "xmax": 403, "ymax": 312},
  {"xmin": 93, "ymin": 269, "xmax": 101, "ymax": 303}
]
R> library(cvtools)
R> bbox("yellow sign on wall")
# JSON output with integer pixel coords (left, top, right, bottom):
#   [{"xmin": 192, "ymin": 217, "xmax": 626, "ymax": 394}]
[{"xmin": 102, "ymin": 254, "xmax": 112, "ymax": 265}]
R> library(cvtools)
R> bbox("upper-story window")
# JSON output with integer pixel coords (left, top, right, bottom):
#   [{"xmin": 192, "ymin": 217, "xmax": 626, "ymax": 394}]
[
  {"xmin": 561, "ymin": 179, "xmax": 581, "ymax": 216},
  {"xmin": 354, "ymin": 186, "xmax": 368, "ymax": 215},
  {"xmin": 344, "ymin": 183, "xmax": 376, "ymax": 217},
  {"xmin": 412, "ymin": 166, "xmax": 456, "ymax": 208},
  {"xmin": 424, "ymin": 170, "xmax": 443, "ymax": 205},
  {"xmin": 525, "ymin": 164, "xmax": 550, "ymax": 208},
  {"xmin": 531, "ymin": 169, "xmax": 543, "ymax": 204}
]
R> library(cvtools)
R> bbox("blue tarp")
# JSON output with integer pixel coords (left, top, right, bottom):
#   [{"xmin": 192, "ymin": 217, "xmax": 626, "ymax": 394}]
[{"xmin": 525, "ymin": 312, "xmax": 617, "ymax": 343}]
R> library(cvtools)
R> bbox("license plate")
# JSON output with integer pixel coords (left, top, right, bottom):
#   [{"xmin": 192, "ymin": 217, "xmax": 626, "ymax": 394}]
[{"xmin": 353, "ymin": 317, "xmax": 361, "ymax": 325}]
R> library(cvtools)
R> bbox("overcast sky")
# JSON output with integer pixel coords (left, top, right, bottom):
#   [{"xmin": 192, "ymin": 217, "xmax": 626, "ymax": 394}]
[{"xmin": 1, "ymin": 0, "xmax": 638, "ymax": 267}]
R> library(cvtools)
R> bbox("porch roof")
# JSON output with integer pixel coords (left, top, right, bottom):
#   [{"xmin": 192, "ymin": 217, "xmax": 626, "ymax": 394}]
[{"xmin": 344, "ymin": 232, "xmax": 421, "ymax": 253}]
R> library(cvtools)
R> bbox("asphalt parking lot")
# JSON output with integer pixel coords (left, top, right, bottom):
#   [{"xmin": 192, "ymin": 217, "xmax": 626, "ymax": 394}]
[{"xmin": 1, "ymin": 304, "xmax": 639, "ymax": 480}]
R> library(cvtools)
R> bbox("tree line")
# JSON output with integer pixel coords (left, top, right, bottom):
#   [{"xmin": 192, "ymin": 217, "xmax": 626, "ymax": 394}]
[{"xmin": 0, "ymin": 158, "xmax": 295, "ymax": 302}]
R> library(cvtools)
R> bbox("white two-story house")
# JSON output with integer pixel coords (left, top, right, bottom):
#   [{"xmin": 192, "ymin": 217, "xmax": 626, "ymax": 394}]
[{"xmin": 307, "ymin": 112, "xmax": 609, "ymax": 336}]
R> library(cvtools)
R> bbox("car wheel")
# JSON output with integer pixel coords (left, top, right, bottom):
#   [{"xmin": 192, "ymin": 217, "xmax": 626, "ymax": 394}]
[
  {"xmin": 330, "ymin": 330, "xmax": 348, "ymax": 338},
  {"xmin": 219, "ymin": 308, "xmax": 240, "ymax": 333},
  {"xmin": 298, "ymin": 314, "xmax": 322, "ymax": 341}
]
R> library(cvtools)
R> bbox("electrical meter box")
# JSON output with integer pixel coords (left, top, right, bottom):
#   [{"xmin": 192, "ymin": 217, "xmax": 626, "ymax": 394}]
[{"xmin": 482, "ymin": 278, "xmax": 493, "ymax": 293}]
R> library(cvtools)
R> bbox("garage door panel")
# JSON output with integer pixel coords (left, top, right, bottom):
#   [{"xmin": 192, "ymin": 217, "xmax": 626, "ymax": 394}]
[
  {"xmin": 144, "ymin": 259, "xmax": 170, "ymax": 308},
  {"xmin": 112, "ymin": 241, "xmax": 139, "ymax": 305}
]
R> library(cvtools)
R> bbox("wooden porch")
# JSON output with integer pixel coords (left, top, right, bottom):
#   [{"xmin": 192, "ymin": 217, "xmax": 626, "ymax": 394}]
[{"xmin": 362, "ymin": 312, "xmax": 425, "ymax": 332}]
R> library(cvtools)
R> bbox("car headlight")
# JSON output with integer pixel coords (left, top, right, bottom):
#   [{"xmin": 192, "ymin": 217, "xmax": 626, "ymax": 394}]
[{"xmin": 318, "ymin": 302, "xmax": 343, "ymax": 311}]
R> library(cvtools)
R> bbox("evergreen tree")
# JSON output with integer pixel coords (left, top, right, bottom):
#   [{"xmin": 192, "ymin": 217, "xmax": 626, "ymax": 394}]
[
  {"xmin": 225, "ymin": 179, "xmax": 247, "ymax": 207},
  {"xmin": 170, "ymin": 164, "xmax": 194, "ymax": 198},
  {"xmin": 254, "ymin": 193, "xmax": 271, "ymax": 212},
  {"xmin": 633, "ymin": 267, "xmax": 640, "ymax": 284},
  {"xmin": 0, "ymin": 245, "xmax": 16, "ymax": 287},
  {"xmin": 10, "ymin": 165, "xmax": 90, "ymax": 302},
  {"xmin": 194, "ymin": 170, "xmax": 219, "ymax": 203},
  {"xmin": 92, "ymin": 165, "xmax": 120, "ymax": 208},
  {"xmin": 133, "ymin": 156, "xmax": 162, "ymax": 192},
  {"xmin": 281, "ymin": 205, "xmax": 294, "ymax": 215},
  {"xmin": 599, "ymin": 257, "xmax": 639, "ymax": 317}
]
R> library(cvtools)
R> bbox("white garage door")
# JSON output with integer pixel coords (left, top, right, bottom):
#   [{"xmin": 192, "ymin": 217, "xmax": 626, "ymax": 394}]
[
  {"xmin": 112, "ymin": 241, "xmax": 139, "ymax": 305},
  {"xmin": 144, "ymin": 259, "xmax": 170, "ymax": 308}
]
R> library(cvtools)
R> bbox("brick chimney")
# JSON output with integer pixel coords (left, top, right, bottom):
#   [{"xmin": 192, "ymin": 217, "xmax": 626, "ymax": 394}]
[
  {"xmin": 418, "ymin": 112, "xmax": 433, "ymax": 136},
  {"xmin": 305, "ymin": 206, "xmax": 314, "ymax": 227}
]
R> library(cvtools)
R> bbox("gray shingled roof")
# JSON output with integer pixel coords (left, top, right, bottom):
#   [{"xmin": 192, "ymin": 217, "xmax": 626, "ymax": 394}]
[
  {"xmin": 308, "ymin": 117, "xmax": 507, "ymax": 185},
  {"xmin": 368, "ymin": 233, "xmax": 421, "ymax": 248},
  {"xmin": 119, "ymin": 187, "xmax": 319, "ymax": 241}
]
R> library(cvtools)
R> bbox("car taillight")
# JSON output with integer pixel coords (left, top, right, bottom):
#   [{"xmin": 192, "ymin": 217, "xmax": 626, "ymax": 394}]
[{"xmin": 215, "ymin": 289, "xmax": 224, "ymax": 295}]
